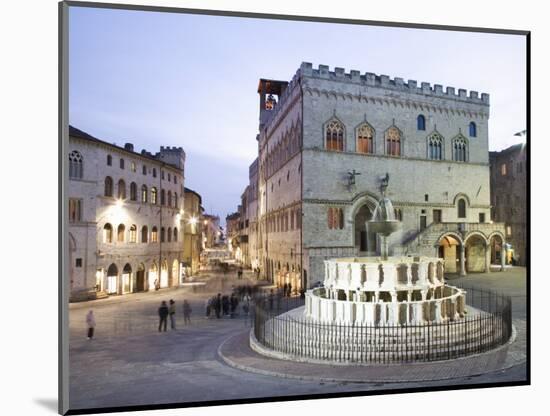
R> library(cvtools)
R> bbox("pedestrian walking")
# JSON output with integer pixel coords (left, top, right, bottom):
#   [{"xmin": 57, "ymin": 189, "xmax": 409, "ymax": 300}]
[
  {"xmin": 86, "ymin": 310, "xmax": 96, "ymax": 340},
  {"xmin": 268, "ymin": 289, "xmax": 274, "ymax": 310},
  {"xmin": 215, "ymin": 293, "xmax": 222, "ymax": 318},
  {"xmin": 230, "ymin": 293, "xmax": 239, "ymax": 318},
  {"xmin": 242, "ymin": 293, "xmax": 250, "ymax": 316},
  {"xmin": 222, "ymin": 295, "xmax": 230, "ymax": 316},
  {"xmin": 205, "ymin": 298, "xmax": 212, "ymax": 318},
  {"xmin": 158, "ymin": 301, "xmax": 169, "ymax": 332},
  {"xmin": 282, "ymin": 282, "xmax": 288, "ymax": 297},
  {"xmin": 288, "ymin": 282, "xmax": 292, "ymax": 297},
  {"xmin": 237, "ymin": 267, "xmax": 243, "ymax": 280},
  {"xmin": 169, "ymin": 299, "xmax": 176, "ymax": 330},
  {"xmin": 183, "ymin": 300, "xmax": 192, "ymax": 325}
]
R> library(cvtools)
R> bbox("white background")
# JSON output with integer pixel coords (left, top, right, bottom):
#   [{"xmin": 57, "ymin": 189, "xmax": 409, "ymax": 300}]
[{"xmin": 0, "ymin": 0, "xmax": 545, "ymax": 415}]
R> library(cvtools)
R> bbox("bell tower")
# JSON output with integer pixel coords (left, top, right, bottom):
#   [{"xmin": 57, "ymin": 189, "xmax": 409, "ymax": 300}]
[{"xmin": 257, "ymin": 78, "xmax": 288, "ymax": 130}]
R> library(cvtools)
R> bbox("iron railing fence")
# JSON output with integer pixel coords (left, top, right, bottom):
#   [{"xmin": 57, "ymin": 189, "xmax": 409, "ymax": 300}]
[{"xmin": 252, "ymin": 286, "xmax": 512, "ymax": 363}]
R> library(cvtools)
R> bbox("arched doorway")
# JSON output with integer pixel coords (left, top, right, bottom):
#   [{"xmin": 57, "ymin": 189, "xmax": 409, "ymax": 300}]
[
  {"xmin": 135, "ymin": 263, "xmax": 146, "ymax": 292},
  {"xmin": 148, "ymin": 262, "xmax": 158, "ymax": 291},
  {"xmin": 465, "ymin": 234, "xmax": 487, "ymax": 273},
  {"xmin": 489, "ymin": 233, "xmax": 505, "ymax": 266},
  {"xmin": 106, "ymin": 263, "xmax": 118, "ymax": 294},
  {"xmin": 160, "ymin": 260, "xmax": 169, "ymax": 288},
  {"xmin": 438, "ymin": 234, "xmax": 461, "ymax": 274},
  {"xmin": 122, "ymin": 263, "xmax": 132, "ymax": 294},
  {"xmin": 354, "ymin": 204, "xmax": 376, "ymax": 254},
  {"xmin": 171, "ymin": 259, "xmax": 179, "ymax": 287}
]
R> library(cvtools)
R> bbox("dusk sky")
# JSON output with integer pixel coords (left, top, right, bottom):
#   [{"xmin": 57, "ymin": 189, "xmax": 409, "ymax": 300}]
[{"xmin": 69, "ymin": 6, "xmax": 526, "ymax": 225}]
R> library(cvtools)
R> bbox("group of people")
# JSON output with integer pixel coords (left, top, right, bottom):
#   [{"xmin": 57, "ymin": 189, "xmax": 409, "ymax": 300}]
[
  {"xmin": 205, "ymin": 292, "xmax": 248, "ymax": 318},
  {"xmin": 282, "ymin": 282, "xmax": 293, "ymax": 297},
  {"xmin": 157, "ymin": 299, "xmax": 192, "ymax": 332}
]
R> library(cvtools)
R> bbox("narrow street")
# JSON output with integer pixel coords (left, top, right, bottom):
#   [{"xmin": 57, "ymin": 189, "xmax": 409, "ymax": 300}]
[{"xmin": 69, "ymin": 268, "xmax": 527, "ymax": 411}]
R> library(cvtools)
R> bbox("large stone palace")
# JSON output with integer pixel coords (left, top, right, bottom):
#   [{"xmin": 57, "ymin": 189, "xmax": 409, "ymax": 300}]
[{"xmin": 235, "ymin": 62, "xmax": 507, "ymax": 292}]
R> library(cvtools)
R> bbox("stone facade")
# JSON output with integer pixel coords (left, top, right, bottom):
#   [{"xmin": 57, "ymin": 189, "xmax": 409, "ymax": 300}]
[
  {"xmin": 489, "ymin": 143, "xmax": 527, "ymax": 266},
  {"xmin": 68, "ymin": 126, "xmax": 185, "ymax": 301},
  {"xmin": 183, "ymin": 187, "xmax": 202, "ymax": 276},
  {"xmin": 244, "ymin": 63, "xmax": 506, "ymax": 289}
]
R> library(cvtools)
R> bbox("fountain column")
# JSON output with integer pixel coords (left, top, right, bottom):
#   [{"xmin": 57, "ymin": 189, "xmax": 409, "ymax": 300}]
[
  {"xmin": 460, "ymin": 245, "xmax": 467, "ymax": 276},
  {"xmin": 435, "ymin": 300, "xmax": 443, "ymax": 323},
  {"xmin": 501, "ymin": 244, "xmax": 506, "ymax": 271}
]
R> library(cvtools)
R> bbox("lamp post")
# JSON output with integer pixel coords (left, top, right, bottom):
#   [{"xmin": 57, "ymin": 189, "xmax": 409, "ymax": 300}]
[{"xmin": 189, "ymin": 216, "xmax": 198, "ymax": 275}]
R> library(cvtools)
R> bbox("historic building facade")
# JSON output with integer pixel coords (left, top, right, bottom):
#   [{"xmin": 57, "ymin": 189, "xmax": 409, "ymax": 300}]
[
  {"xmin": 489, "ymin": 143, "xmax": 527, "ymax": 266},
  {"xmin": 251, "ymin": 62, "xmax": 506, "ymax": 290},
  {"xmin": 182, "ymin": 187, "xmax": 202, "ymax": 277},
  {"xmin": 68, "ymin": 126, "xmax": 186, "ymax": 301}
]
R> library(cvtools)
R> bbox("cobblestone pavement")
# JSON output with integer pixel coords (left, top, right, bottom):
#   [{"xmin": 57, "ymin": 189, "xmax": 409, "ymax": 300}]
[{"xmin": 68, "ymin": 268, "xmax": 528, "ymax": 411}]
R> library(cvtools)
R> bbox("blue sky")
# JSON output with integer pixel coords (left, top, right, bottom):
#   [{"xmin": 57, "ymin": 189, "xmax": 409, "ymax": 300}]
[{"xmin": 69, "ymin": 6, "xmax": 526, "ymax": 224}]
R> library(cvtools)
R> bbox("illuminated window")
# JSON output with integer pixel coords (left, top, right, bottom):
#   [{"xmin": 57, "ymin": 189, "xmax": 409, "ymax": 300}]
[
  {"xmin": 357, "ymin": 123, "xmax": 374, "ymax": 154},
  {"xmin": 452, "ymin": 136, "xmax": 468, "ymax": 162},
  {"xmin": 120, "ymin": 158, "xmax": 125, "ymax": 169},
  {"xmin": 129, "ymin": 225, "xmax": 137, "ymax": 243},
  {"xmin": 428, "ymin": 133, "xmax": 443, "ymax": 160},
  {"xmin": 141, "ymin": 185, "xmax": 148, "ymax": 203},
  {"xmin": 104, "ymin": 176, "xmax": 113, "ymax": 197},
  {"xmin": 103, "ymin": 223, "xmax": 113, "ymax": 243},
  {"xmin": 325, "ymin": 119, "xmax": 344, "ymax": 151},
  {"xmin": 173, "ymin": 227, "xmax": 178, "ymax": 242},
  {"xmin": 385, "ymin": 126, "xmax": 401, "ymax": 156},
  {"xmin": 117, "ymin": 224, "xmax": 125, "ymax": 242},
  {"xmin": 506, "ymin": 225, "xmax": 512, "ymax": 236},
  {"xmin": 107, "ymin": 155, "xmax": 112, "ymax": 166},
  {"xmin": 417, "ymin": 115, "xmax": 426, "ymax": 131},
  {"xmin": 131, "ymin": 161, "xmax": 136, "ymax": 172},
  {"xmin": 141, "ymin": 226, "xmax": 148, "ymax": 243},
  {"xmin": 501, "ymin": 163, "xmax": 507, "ymax": 176},
  {"xmin": 458, "ymin": 198, "xmax": 467, "ymax": 218},
  {"xmin": 69, "ymin": 150, "xmax": 83, "ymax": 179},
  {"xmin": 151, "ymin": 226, "xmax": 158, "ymax": 242},
  {"xmin": 130, "ymin": 182, "xmax": 137, "ymax": 201},
  {"xmin": 117, "ymin": 179, "xmax": 126, "ymax": 199},
  {"xmin": 69, "ymin": 199, "xmax": 82, "ymax": 223},
  {"xmin": 469, "ymin": 122, "xmax": 477, "ymax": 137},
  {"xmin": 151, "ymin": 187, "xmax": 158, "ymax": 204}
]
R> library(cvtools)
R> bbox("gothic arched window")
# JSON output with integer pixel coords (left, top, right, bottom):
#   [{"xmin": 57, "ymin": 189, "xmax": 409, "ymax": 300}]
[
  {"xmin": 130, "ymin": 182, "xmax": 137, "ymax": 201},
  {"xmin": 141, "ymin": 185, "xmax": 148, "ymax": 203},
  {"xmin": 69, "ymin": 150, "xmax": 83, "ymax": 179},
  {"xmin": 325, "ymin": 119, "xmax": 344, "ymax": 151},
  {"xmin": 453, "ymin": 135, "xmax": 468, "ymax": 162},
  {"xmin": 356, "ymin": 123, "xmax": 374, "ymax": 154},
  {"xmin": 386, "ymin": 126, "xmax": 401, "ymax": 156},
  {"xmin": 427, "ymin": 133, "xmax": 443, "ymax": 160},
  {"xmin": 151, "ymin": 187, "xmax": 158, "ymax": 204}
]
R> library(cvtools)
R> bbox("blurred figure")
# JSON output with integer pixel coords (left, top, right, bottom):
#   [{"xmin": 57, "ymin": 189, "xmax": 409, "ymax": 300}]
[
  {"xmin": 169, "ymin": 299, "xmax": 176, "ymax": 330},
  {"xmin": 86, "ymin": 310, "xmax": 96, "ymax": 340},
  {"xmin": 183, "ymin": 300, "xmax": 192, "ymax": 325}
]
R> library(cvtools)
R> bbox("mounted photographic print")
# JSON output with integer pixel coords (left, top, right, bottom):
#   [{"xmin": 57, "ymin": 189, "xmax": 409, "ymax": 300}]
[{"xmin": 59, "ymin": 1, "xmax": 529, "ymax": 414}]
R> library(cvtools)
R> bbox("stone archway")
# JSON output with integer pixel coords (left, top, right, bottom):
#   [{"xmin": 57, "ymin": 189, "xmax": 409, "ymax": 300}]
[
  {"xmin": 160, "ymin": 259, "xmax": 169, "ymax": 288},
  {"xmin": 437, "ymin": 233, "xmax": 463, "ymax": 274},
  {"xmin": 148, "ymin": 262, "xmax": 158, "ymax": 291},
  {"xmin": 106, "ymin": 263, "xmax": 118, "ymax": 295},
  {"xmin": 465, "ymin": 233, "xmax": 489, "ymax": 273},
  {"xmin": 349, "ymin": 193, "xmax": 379, "ymax": 255},
  {"xmin": 135, "ymin": 263, "xmax": 146, "ymax": 292},
  {"xmin": 171, "ymin": 259, "xmax": 179, "ymax": 287},
  {"xmin": 488, "ymin": 232, "xmax": 506, "ymax": 271},
  {"xmin": 122, "ymin": 263, "xmax": 132, "ymax": 294}
]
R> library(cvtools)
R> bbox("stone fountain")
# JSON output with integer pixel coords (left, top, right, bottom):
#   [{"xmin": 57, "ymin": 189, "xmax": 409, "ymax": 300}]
[{"xmin": 304, "ymin": 173, "xmax": 466, "ymax": 326}]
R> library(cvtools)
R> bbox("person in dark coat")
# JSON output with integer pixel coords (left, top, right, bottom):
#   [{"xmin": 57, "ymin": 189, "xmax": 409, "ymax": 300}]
[
  {"xmin": 288, "ymin": 282, "xmax": 292, "ymax": 297},
  {"xmin": 222, "ymin": 295, "xmax": 230, "ymax": 316},
  {"xmin": 158, "ymin": 301, "xmax": 169, "ymax": 332},
  {"xmin": 215, "ymin": 293, "xmax": 222, "ymax": 319},
  {"xmin": 230, "ymin": 293, "xmax": 239, "ymax": 318},
  {"xmin": 183, "ymin": 300, "xmax": 192, "ymax": 325}
]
